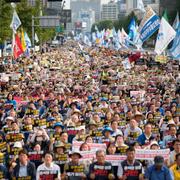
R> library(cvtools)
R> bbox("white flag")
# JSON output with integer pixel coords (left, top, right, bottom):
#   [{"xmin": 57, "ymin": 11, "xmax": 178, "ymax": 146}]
[
  {"xmin": 137, "ymin": 0, "xmax": 145, "ymax": 13},
  {"xmin": 121, "ymin": 28, "xmax": 128, "ymax": 43},
  {"xmin": 155, "ymin": 17, "xmax": 176, "ymax": 55},
  {"xmin": 10, "ymin": 10, "xmax": 21, "ymax": 34},
  {"xmin": 117, "ymin": 30, "xmax": 122, "ymax": 44},
  {"xmin": 173, "ymin": 12, "xmax": 179, "ymax": 31},
  {"xmin": 35, "ymin": 33, "xmax": 39, "ymax": 43}
]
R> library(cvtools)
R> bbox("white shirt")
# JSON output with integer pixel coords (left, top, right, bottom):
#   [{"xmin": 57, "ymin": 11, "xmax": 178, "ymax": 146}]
[
  {"xmin": 111, "ymin": 129, "xmax": 123, "ymax": 137},
  {"xmin": 36, "ymin": 162, "xmax": 61, "ymax": 180},
  {"xmin": 124, "ymin": 126, "xmax": 142, "ymax": 138}
]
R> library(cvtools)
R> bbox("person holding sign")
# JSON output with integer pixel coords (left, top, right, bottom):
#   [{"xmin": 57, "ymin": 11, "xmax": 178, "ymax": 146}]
[
  {"xmin": 124, "ymin": 119, "xmax": 142, "ymax": 145},
  {"xmin": 137, "ymin": 123, "xmax": 155, "ymax": 147},
  {"xmin": 117, "ymin": 147, "xmax": 144, "ymax": 180},
  {"xmin": 63, "ymin": 151, "xmax": 86, "ymax": 180},
  {"xmin": 115, "ymin": 135, "xmax": 128, "ymax": 155},
  {"xmin": 88, "ymin": 150, "xmax": 115, "ymax": 180},
  {"xmin": 5, "ymin": 93, "xmax": 17, "ymax": 111},
  {"xmin": 36, "ymin": 152, "xmax": 61, "ymax": 180},
  {"xmin": 54, "ymin": 142, "xmax": 68, "ymax": 175},
  {"xmin": 11, "ymin": 149, "xmax": 36, "ymax": 180}
]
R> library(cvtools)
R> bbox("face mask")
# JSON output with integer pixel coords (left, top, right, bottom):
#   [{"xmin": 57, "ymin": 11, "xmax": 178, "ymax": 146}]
[{"xmin": 36, "ymin": 136, "xmax": 43, "ymax": 142}]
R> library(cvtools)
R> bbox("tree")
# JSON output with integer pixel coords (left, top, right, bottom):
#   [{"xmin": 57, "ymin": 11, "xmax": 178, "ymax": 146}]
[
  {"xmin": 16, "ymin": 0, "xmax": 55, "ymax": 44},
  {"xmin": 0, "ymin": 0, "xmax": 11, "ymax": 44},
  {"xmin": 91, "ymin": 20, "xmax": 114, "ymax": 32},
  {"xmin": 0, "ymin": 0, "xmax": 55, "ymax": 46}
]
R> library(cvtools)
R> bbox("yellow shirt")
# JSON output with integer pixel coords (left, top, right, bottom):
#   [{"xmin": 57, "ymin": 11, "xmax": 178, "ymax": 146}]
[{"xmin": 170, "ymin": 164, "xmax": 180, "ymax": 180}]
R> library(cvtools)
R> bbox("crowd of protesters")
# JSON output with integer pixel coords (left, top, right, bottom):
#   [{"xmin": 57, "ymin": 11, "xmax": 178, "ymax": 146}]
[{"xmin": 0, "ymin": 40, "xmax": 179, "ymax": 179}]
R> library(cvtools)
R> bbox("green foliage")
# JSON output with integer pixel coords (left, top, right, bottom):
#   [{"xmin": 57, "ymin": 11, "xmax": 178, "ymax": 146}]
[
  {"xmin": 91, "ymin": 20, "xmax": 114, "ymax": 32},
  {"xmin": 38, "ymin": 28, "xmax": 56, "ymax": 43},
  {"xmin": 16, "ymin": 0, "xmax": 55, "ymax": 44},
  {"xmin": 0, "ymin": 0, "xmax": 55, "ymax": 45},
  {"xmin": 0, "ymin": 0, "xmax": 12, "ymax": 44}
]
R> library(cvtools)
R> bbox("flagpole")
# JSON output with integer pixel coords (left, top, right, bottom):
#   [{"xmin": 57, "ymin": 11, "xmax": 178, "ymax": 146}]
[{"xmin": 11, "ymin": 3, "xmax": 16, "ymax": 62}]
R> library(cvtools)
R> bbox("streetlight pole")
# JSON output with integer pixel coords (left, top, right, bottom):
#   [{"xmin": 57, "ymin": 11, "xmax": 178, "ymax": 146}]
[{"xmin": 32, "ymin": 15, "xmax": 35, "ymax": 48}]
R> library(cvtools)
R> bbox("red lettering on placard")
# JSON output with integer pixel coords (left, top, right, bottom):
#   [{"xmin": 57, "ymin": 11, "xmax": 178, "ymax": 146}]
[
  {"xmin": 124, "ymin": 170, "xmax": 139, "ymax": 177},
  {"xmin": 94, "ymin": 169, "xmax": 108, "ymax": 176}
]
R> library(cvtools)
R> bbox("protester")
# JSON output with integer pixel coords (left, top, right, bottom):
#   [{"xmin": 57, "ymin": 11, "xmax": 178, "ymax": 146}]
[
  {"xmin": 63, "ymin": 151, "xmax": 86, "ymax": 180},
  {"xmin": 137, "ymin": 123, "xmax": 155, "ymax": 147},
  {"xmin": 11, "ymin": 149, "xmax": 36, "ymax": 180},
  {"xmin": 117, "ymin": 146, "xmax": 144, "ymax": 180},
  {"xmin": 36, "ymin": 152, "xmax": 61, "ymax": 180},
  {"xmin": 145, "ymin": 156, "xmax": 173, "ymax": 180},
  {"xmin": 0, "ymin": 39, "xmax": 179, "ymax": 178},
  {"xmin": 88, "ymin": 150, "xmax": 115, "ymax": 180},
  {"xmin": 169, "ymin": 139, "xmax": 180, "ymax": 166}
]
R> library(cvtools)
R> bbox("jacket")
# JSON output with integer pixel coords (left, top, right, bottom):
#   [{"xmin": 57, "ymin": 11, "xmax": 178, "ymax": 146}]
[{"xmin": 12, "ymin": 161, "xmax": 36, "ymax": 180}]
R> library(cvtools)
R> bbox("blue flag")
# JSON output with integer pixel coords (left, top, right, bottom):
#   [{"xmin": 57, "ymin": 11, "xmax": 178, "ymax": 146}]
[
  {"xmin": 169, "ymin": 24, "xmax": 180, "ymax": 59},
  {"xmin": 138, "ymin": 6, "xmax": 160, "ymax": 43},
  {"xmin": 128, "ymin": 18, "xmax": 137, "ymax": 41}
]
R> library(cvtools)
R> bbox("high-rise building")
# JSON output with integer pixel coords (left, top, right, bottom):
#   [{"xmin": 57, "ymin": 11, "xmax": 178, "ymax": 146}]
[
  {"xmin": 117, "ymin": 0, "xmax": 127, "ymax": 17},
  {"xmin": 73, "ymin": 9, "xmax": 95, "ymax": 33},
  {"xmin": 28, "ymin": 0, "xmax": 47, "ymax": 7},
  {"xmin": 70, "ymin": 0, "xmax": 110, "ymax": 32},
  {"xmin": 70, "ymin": 0, "xmax": 102, "ymax": 21},
  {"xmin": 101, "ymin": 1, "xmax": 118, "ymax": 21},
  {"xmin": 47, "ymin": 1, "xmax": 62, "ymax": 10}
]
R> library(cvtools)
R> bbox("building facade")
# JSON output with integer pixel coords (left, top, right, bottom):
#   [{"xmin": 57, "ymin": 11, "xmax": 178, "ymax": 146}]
[
  {"xmin": 126, "ymin": 0, "xmax": 159, "ymax": 15},
  {"xmin": 70, "ymin": 0, "xmax": 110, "ymax": 33},
  {"xmin": 101, "ymin": 1, "xmax": 119, "ymax": 21},
  {"xmin": 117, "ymin": 0, "xmax": 127, "ymax": 17},
  {"xmin": 70, "ymin": 0, "xmax": 102, "ymax": 21}
]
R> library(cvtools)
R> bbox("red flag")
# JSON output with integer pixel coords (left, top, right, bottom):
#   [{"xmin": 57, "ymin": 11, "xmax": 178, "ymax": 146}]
[
  {"xmin": 13, "ymin": 34, "xmax": 24, "ymax": 59},
  {"xmin": 128, "ymin": 52, "xmax": 141, "ymax": 63}
]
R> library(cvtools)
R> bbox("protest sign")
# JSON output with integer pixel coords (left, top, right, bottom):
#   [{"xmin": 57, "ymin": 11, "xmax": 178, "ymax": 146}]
[
  {"xmin": 155, "ymin": 55, "xmax": 167, "ymax": 64},
  {"xmin": 130, "ymin": 91, "xmax": 146, "ymax": 99},
  {"xmin": 28, "ymin": 151, "xmax": 44, "ymax": 161}
]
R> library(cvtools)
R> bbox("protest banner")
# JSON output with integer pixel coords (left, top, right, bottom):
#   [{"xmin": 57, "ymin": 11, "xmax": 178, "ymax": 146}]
[
  {"xmin": 106, "ymin": 155, "xmax": 126, "ymax": 166},
  {"xmin": 79, "ymin": 150, "xmax": 96, "ymax": 161},
  {"xmin": 77, "ymin": 149, "xmax": 170, "ymax": 166},
  {"xmin": 72, "ymin": 141, "xmax": 106, "ymax": 151},
  {"xmin": 135, "ymin": 148, "xmax": 170, "ymax": 160},
  {"xmin": 130, "ymin": 91, "xmax": 146, "ymax": 99}
]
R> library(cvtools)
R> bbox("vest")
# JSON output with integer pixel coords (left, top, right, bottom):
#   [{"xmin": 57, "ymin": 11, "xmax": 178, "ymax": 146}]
[{"xmin": 121, "ymin": 160, "xmax": 142, "ymax": 180}]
